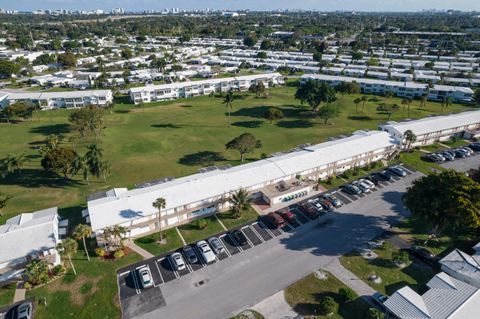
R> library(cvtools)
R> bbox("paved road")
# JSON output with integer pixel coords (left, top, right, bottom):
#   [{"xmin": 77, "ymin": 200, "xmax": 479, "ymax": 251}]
[
  {"xmin": 441, "ymin": 154, "xmax": 479, "ymax": 172},
  {"xmin": 136, "ymin": 172, "xmax": 421, "ymax": 319}
]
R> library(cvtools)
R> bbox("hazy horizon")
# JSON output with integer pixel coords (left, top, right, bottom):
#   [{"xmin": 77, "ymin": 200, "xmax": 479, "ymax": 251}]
[{"xmin": 1, "ymin": 0, "xmax": 479, "ymax": 12}]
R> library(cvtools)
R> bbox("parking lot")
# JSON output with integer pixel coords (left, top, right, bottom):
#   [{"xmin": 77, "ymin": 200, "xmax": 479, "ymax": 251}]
[{"xmin": 117, "ymin": 164, "xmax": 417, "ymax": 319}]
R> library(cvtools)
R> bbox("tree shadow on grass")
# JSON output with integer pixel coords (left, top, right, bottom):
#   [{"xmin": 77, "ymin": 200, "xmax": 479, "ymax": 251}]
[
  {"xmin": 231, "ymin": 105, "xmax": 306, "ymax": 119},
  {"xmin": 0, "ymin": 168, "xmax": 81, "ymax": 188},
  {"xmin": 178, "ymin": 151, "xmax": 226, "ymax": 166},
  {"xmin": 29, "ymin": 123, "xmax": 71, "ymax": 135},
  {"xmin": 277, "ymin": 120, "xmax": 313, "ymax": 129},
  {"xmin": 114, "ymin": 109, "xmax": 131, "ymax": 114},
  {"xmin": 151, "ymin": 123, "xmax": 182, "ymax": 129},
  {"xmin": 368, "ymin": 257, "xmax": 398, "ymax": 269},
  {"xmin": 232, "ymin": 120, "xmax": 263, "ymax": 128},
  {"xmin": 348, "ymin": 115, "xmax": 373, "ymax": 121}
]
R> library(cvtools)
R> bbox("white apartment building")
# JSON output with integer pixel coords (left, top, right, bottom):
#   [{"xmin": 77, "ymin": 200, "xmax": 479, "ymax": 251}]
[
  {"xmin": 0, "ymin": 207, "xmax": 60, "ymax": 283},
  {"xmin": 0, "ymin": 90, "xmax": 113, "ymax": 110},
  {"xmin": 380, "ymin": 110, "xmax": 480, "ymax": 147},
  {"xmin": 86, "ymin": 130, "xmax": 396, "ymax": 242},
  {"xmin": 129, "ymin": 73, "xmax": 284, "ymax": 104},
  {"xmin": 300, "ymin": 74, "xmax": 474, "ymax": 103}
]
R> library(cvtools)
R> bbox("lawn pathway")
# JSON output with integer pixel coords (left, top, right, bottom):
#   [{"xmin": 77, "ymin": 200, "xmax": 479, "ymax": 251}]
[
  {"xmin": 13, "ymin": 281, "xmax": 26, "ymax": 303},
  {"xmin": 125, "ymin": 239, "xmax": 155, "ymax": 260},
  {"xmin": 251, "ymin": 290, "xmax": 298, "ymax": 319}
]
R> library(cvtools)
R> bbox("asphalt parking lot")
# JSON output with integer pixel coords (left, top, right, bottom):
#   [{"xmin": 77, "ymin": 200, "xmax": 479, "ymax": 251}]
[{"xmin": 117, "ymin": 164, "xmax": 417, "ymax": 319}]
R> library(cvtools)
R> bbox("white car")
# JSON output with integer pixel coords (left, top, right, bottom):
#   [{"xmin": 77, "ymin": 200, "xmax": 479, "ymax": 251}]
[
  {"xmin": 16, "ymin": 301, "xmax": 32, "ymax": 319},
  {"xmin": 196, "ymin": 240, "xmax": 216, "ymax": 264},
  {"xmin": 171, "ymin": 252, "xmax": 186, "ymax": 271},
  {"xmin": 359, "ymin": 179, "xmax": 375, "ymax": 189},
  {"xmin": 353, "ymin": 181, "xmax": 370, "ymax": 193},
  {"xmin": 137, "ymin": 266, "xmax": 154, "ymax": 288}
]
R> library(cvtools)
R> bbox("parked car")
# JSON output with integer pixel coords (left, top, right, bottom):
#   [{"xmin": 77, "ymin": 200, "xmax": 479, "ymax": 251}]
[
  {"xmin": 267, "ymin": 212, "xmax": 287, "ymax": 228},
  {"xmin": 341, "ymin": 184, "xmax": 361, "ymax": 195},
  {"xmin": 468, "ymin": 143, "xmax": 480, "ymax": 151},
  {"xmin": 440, "ymin": 151, "xmax": 454, "ymax": 161},
  {"xmin": 461, "ymin": 147, "xmax": 473, "ymax": 156},
  {"xmin": 299, "ymin": 203, "xmax": 321, "ymax": 219},
  {"xmin": 279, "ymin": 210, "xmax": 296, "ymax": 223},
  {"xmin": 16, "ymin": 301, "xmax": 33, "ymax": 319},
  {"xmin": 207, "ymin": 237, "xmax": 225, "ymax": 255},
  {"xmin": 138, "ymin": 266, "xmax": 154, "ymax": 288},
  {"xmin": 365, "ymin": 175, "xmax": 380, "ymax": 186},
  {"xmin": 453, "ymin": 149, "xmax": 467, "ymax": 158},
  {"xmin": 322, "ymin": 194, "xmax": 342, "ymax": 208},
  {"xmin": 170, "ymin": 252, "xmax": 186, "ymax": 271},
  {"xmin": 183, "ymin": 245, "xmax": 198, "ymax": 264},
  {"xmin": 387, "ymin": 166, "xmax": 407, "ymax": 177},
  {"xmin": 373, "ymin": 171, "xmax": 392, "ymax": 182},
  {"xmin": 353, "ymin": 180, "xmax": 370, "ymax": 193},
  {"xmin": 423, "ymin": 153, "xmax": 444, "ymax": 162},
  {"xmin": 359, "ymin": 178, "xmax": 375, "ymax": 189},
  {"xmin": 403, "ymin": 246, "xmax": 437, "ymax": 266},
  {"xmin": 230, "ymin": 229, "xmax": 248, "ymax": 246},
  {"xmin": 318, "ymin": 198, "xmax": 334, "ymax": 210},
  {"xmin": 372, "ymin": 292, "xmax": 388, "ymax": 309},
  {"xmin": 308, "ymin": 198, "xmax": 324, "ymax": 212},
  {"xmin": 197, "ymin": 240, "xmax": 216, "ymax": 263}
]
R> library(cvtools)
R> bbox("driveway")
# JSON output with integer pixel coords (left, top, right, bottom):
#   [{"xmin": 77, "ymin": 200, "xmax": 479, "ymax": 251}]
[
  {"xmin": 441, "ymin": 154, "xmax": 479, "ymax": 172},
  {"xmin": 133, "ymin": 170, "xmax": 421, "ymax": 319}
]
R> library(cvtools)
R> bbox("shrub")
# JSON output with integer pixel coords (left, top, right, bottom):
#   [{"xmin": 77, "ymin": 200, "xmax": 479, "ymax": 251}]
[
  {"xmin": 196, "ymin": 219, "xmax": 208, "ymax": 230},
  {"xmin": 319, "ymin": 296, "xmax": 336, "ymax": 315},
  {"xmin": 113, "ymin": 249, "xmax": 125, "ymax": 259},
  {"xmin": 338, "ymin": 287, "xmax": 357, "ymax": 302},
  {"xmin": 52, "ymin": 264, "xmax": 65, "ymax": 276},
  {"xmin": 23, "ymin": 282, "xmax": 32, "ymax": 290},
  {"xmin": 392, "ymin": 250, "xmax": 410, "ymax": 265},
  {"xmin": 352, "ymin": 167, "xmax": 360, "ymax": 176},
  {"xmin": 366, "ymin": 307, "xmax": 385, "ymax": 319},
  {"xmin": 342, "ymin": 169, "xmax": 352, "ymax": 178},
  {"xmin": 95, "ymin": 247, "xmax": 107, "ymax": 257}
]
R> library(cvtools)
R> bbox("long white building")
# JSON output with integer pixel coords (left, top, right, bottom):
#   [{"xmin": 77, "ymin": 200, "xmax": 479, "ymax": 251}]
[
  {"xmin": 380, "ymin": 110, "xmax": 480, "ymax": 147},
  {"xmin": 86, "ymin": 130, "xmax": 396, "ymax": 242},
  {"xmin": 300, "ymin": 74, "xmax": 474, "ymax": 103},
  {"xmin": 129, "ymin": 73, "xmax": 284, "ymax": 104},
  {"xmin": 0, "ymin": 90, "xmax": 113, "ymax": 110}
]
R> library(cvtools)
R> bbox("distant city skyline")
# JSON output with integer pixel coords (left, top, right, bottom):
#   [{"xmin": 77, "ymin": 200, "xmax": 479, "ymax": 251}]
[{"xmin": 1, "ymin": 0, "xmax": 480, "ymax": 12}]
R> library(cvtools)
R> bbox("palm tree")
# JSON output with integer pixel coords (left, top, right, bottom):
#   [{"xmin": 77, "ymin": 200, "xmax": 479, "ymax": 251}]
[
  {"xmin": 0, "ymin": 192, "xmax": 9, "ymax": 216},
  {"xmin": 57, "ymin": 238, "xmax": 78, "ymax": 276},
  {"xmin": 401, "ymin": 98, "xmax": 408, "ymax": 118},
  {"xmin": 404, "ymin": 130, "xmax": 417, "ymax": 151},
  {"xmin": 353, "ymin": 98, "xmax": 361, "ymax": 113},
  {"xmin": 406, "ymin": 98, "xmax": 412, "ymax": 118},
  {"xmin": 111, "ymin": 225, "xmax": 127, "ymax": 247},
  {"xmin": 441, "ymin": 96, "xmax": 452, "ymax": 111},
  {"xmin": 1, "ymin": 153, "xmax": 27, "ymax": 177},
  {"xmin": 229, "ymin": 189, "xmax": 252, "ymax": 219},
  {"xmin": 85, "ymin": 144, "xmax": 103, "ymax": 178},
  {"xmin": 153, "ymin": 198, "xmax": 166, "ymax": 242},
  {"xmin": 70, "ymin": 155, "xmax": 89, "ymax": 184},
  {"xmin": 420, "ymin": 94, "xmax": 428, "ymax": 109},
  {"xmin": 99, "ymin": 160, "xmax": 111, "ymax": 183},
  {"xmin": 222, "ymin": 90, "xmax": 234, "ymax": 127},
  {"xmin": 361, "ymin": 95, "xmax": 368, "ymax": 112},
  {"xmin": 73, "ymin": 224, "xmax": 92, "ymax": 261}
]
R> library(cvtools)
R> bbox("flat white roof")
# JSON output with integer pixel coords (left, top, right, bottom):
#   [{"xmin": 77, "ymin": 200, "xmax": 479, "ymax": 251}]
[
  {"xmin": 87, "ymin": 130, "xmax": 395, "ymax": 231},
  {"xmin": 0, "ymin": 90, "xmax": 112, "ymax": 100}
]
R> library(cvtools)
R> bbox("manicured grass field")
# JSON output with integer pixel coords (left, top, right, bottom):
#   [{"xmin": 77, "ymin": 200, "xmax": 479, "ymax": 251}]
[
  {"xmin": 26, "ymin": 249, "xmax": 142, "ymax": 319},
  {"xmin": 133, "ymin": 227, "xmax": 184, "ymax": 256},
  {"xmin": 0, "ymin": 84, "xmax": 471, "ymax": 225},
  {"xmin": 0, "ymin": 283, "xmax": 15, "ymax": 307},
  {"xmin": 339, "ymin": 242, "xmax": 435, "ymax": 296},
  {"xmin": 284, "ymin": 270, "xmax": 370, "ymax": 318},
  {"xmin": 396, "ymin": 150, "xmax": 446, "ymax": 175},
  {"xmin": 177, "ymin": 216, "xmax": 225, "ymax": 244},
  {"xmin": 217, "ymin": 207, "xmax": 259, "ymax": 229}
]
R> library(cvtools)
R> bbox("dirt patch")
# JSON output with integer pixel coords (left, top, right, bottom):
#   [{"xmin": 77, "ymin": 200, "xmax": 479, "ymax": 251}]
[{"xmin": 44, "ymin": 274, "xmax": 98, "ymax": 306}]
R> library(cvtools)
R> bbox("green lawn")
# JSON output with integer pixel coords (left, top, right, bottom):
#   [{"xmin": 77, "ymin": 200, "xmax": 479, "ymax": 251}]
[
  {"xmin": 0, "ymin": 283, "xmax": 15, "ymax": 307},
  {"xmin": 339, "ymin": 242, "xmax": 435, "ymax": 296},
  {"xmin": 133, "ymin": 227, "xmax": 183, "ymax": 256},
  {"xmin": 177, "ymin": 216, "xmax": 225, "ymax": 244},
  {"xmin": 217, "ymin": 207, "xmax": 259, "ymax": 229},
  {"xmin": 396, "ymin": 150, "xmax": 446, "ymax": 175},
  {"xmin": 0, "ymin": 85, "xmax": 471, "ymax": 225},
  {"xmin": 320, "ymin": 162, "xmax": 385, "ymax": 189},
  {"xmin": 284, "ymin": 270, "xmax": 370, "ymax": 318},
  {"xmin": 230, "ymin": 310, "xmax": 265, "ymax": 319},
  {"xmin": 27, "ymin": 249, "xmax": 142, "ymax": 319}
]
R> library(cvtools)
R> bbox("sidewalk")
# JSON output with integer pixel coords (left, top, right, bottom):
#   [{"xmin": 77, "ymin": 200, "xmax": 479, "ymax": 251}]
[
  {"xmin": 125, "ymin": 240, "xmax": 155, "ymax": 260},
  {"xmin": 13, "ymin": 281, "xmax": 26, "ymax": 303},
  {"xmin": 251, "ymin": 290, "xmax": 300, "ymax": 319}
]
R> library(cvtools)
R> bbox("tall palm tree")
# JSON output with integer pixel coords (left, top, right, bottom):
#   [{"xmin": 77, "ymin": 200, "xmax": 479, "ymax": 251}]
[
  {"xmin": 406, "ymin": 98, "xmax": 412, "ymax": 118},
  {"xmin": 441, "ymin": 96, "xmax": 452, "ymax": 111},
  {"xmin": 73, "ymin": 224, "xmax": 92, "ymax": 261},
  {"xmin": 85, "ymin": 144, "xmax": 103, "ymax": 178},
  {"xmin": 353, "ymin": 98, "xmax": 361, "ymax": 113},
  {"xmin": 0, "ymin": 192, "xmax": 9, "ymax": 216},
  {"xmin": 153, "ymin": 198, "xmax": 166, "ymax": 242},
  {"xmin": 2, "ymin": 153, "xmax": 27, "ymax": 176},
  {"xmin": 401, "ymin": 98, "xmax": 408, "ymax": 118},
  {"xmin": 361, "ymin": 95, "xmax": 368, "ymax": 112},
  {"xmin": 404, "ymin": 130, "xmax": 417, "ymax": 151},
  {"xmin": 229, "ymin": 189, "xmax": 252, "ymax": 219},
  {"xmin": 70, "ymin": 155, "xmax": 89, "ymax": 184},
  {"xmin": 222, "ymin": 90, "xmax": 234, "ymax": 127},
  {"xmin": 99, "ymin": 160, "xmax": 111, "ymax": 183},
  {"xmin": 111, "ymin": 225, "xmax": 127, "ymax": 247},
  {"xmin": 57, "ymin": 238, "xmax": 78, "ymax": 276}
]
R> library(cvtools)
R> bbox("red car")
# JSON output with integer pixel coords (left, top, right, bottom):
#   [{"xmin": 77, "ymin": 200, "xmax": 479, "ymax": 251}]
[
  {"xmin": 278, "ymin": 210, "xmax": 296, "ymax": 223},
  {"xmin": 267, "ymin": 212, "xmax": 286, "ymax": 228}
]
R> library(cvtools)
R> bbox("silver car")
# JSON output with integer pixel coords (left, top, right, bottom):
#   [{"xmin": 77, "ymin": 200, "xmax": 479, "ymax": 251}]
[
  {"xmin": 137, "ymin": 266, "xmax": 153, "ymax": 288},
  {"xmin": 171, "ymin": 252, "xmax": 186, "ymax": 271},
  {"xmin": 207, "ymin": 237, "xmax": 225, "ymax": 255},
  {"xmin": 16, "ymin": 301, "xmax": 32, "ymax": 319}
]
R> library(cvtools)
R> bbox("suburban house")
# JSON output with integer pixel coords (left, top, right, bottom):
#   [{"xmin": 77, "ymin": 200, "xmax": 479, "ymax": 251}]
[
  {"xmin": 0, "ymin": 90, "xmax": 113, "ymax": 110},
  {"xmin": 129, "ymin": 73, "xmax": 284, "ymax": 104},
  {"xmin": 0, "ymin": 207, "xmax": 61, "ymax": 283},
  {"xmin": 384, "ymin": 272, "xmax": 480, "ymax": 319},
  {"xmin": 85, "ymin": 130, "xmax": 397, "ymax": 243},
  {"xmin": 300, "ymin": 74, "xmax": 474, "ymax": 103},
  {"xmin": 439, "ymin": 243, "xmax": 480, "ymax": 289},
  {"xmin": 379, "ymin": 110, "xmax": 480, "ymax": 148}
]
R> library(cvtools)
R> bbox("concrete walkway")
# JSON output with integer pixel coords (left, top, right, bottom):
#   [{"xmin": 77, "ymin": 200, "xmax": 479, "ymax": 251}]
[
  {"xmin": 324, "ymin": 258, "xmax": 375, "ymax": 306},
  {"xmin": 125, "ymin": 240, "xmax": 155, "ymax": 259},
  {"xmin": 251, "ymin": 290, "xmax": 299, "ymax": 319},
  {"xmin": 13, "ymin": 281, "xmax": 26, "ymax": 303}
]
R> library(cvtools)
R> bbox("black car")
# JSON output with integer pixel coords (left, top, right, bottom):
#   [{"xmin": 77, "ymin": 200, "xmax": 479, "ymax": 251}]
[
  {"xmin": 454, "ymin": 149, "xmax": 467, "ymax": 158},
  {"xmin": 182, "ymin": 245, "xmax": 198, "ymax": 264},
  {"xmin": 341, "ymin": 184, "xmax": 361, "ymax": 195},
  {"xmin": 365, "ymin": 175, "xmax": 380, "ymax": 186},
  {"xmin": 230, "ymin": 229, "xmax": 248, "ymax": 246},
  {"xmin": 468, "ymin": 143, "xmax": 480, "ymax": 151},
  {"xmin": 373, "ymin": 171, "xmax": 391, "ymax": 182},
  {"xmin": 403, "ymin": 246, "xmax": 438, "ymax": 266}
]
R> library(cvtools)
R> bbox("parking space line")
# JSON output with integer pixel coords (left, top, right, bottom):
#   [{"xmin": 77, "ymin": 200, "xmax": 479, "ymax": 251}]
[
  {"xmin": 193, "ymin": 247, "xmax": 207, "ymax": 267},
  {"xmin": 165, "ymin": 257, "xmax": 180, "ymax": 279},
  {"xmin": 240, "ymin": 226, "xmax": 254, "ymax": 247},
  {"xmin": 131, "ymin": 269, "xmax": 141, "ymax": 295},
  {"xmin": 153, "ymin": 261, "xmax": 165, "ymax": 286},
  {"xmin": 250, "ymin": 224, "xmax": 265, "ymax": 243},
  {"xmin": 219, "ymin": 234, "xmax": 232, "ymax": 257},
  {"xmin": 179, "ymin": 251, "xmax": 194, "ymax": 273},
  {"xmin": 228, "ymin": 233, "xmax": 244, "ymax": 252}
]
